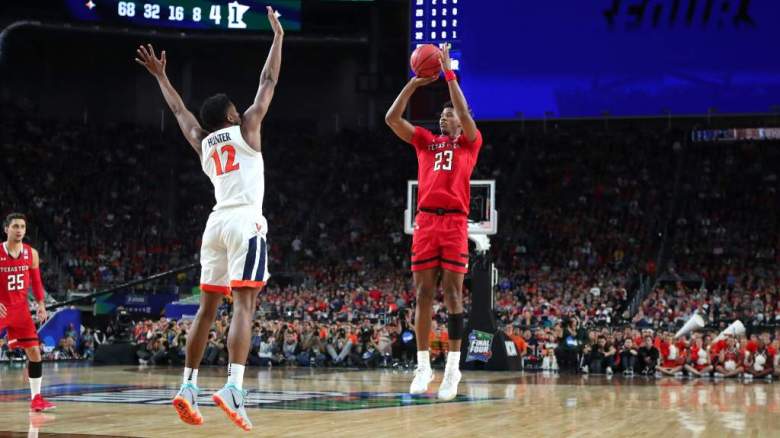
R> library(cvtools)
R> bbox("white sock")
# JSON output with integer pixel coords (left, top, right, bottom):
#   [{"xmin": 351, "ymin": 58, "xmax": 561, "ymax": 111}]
[
  {"xmin": 227, "ymin": 363, "xmax": 245, "ymax": 390},
  {"xmin": 417, "ymin": 350, "xmax": 430, "ymax": 370},
  {"xmin": 30, "ymin": 377, "xmax": 42, "ymax": 397},
  {"xmin": 183, "ymin": 367, "xmax": 198, "ymax": 386},
  {"xmin": 446, "ymin": 351, "xmax": 461, "ymax": 372}
]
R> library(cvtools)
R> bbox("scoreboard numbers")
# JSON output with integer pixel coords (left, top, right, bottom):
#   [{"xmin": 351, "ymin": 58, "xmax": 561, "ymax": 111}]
[
  {"xmin": 65, "ymin": 0, "xmax": 302, "ymax": 32},
  {"xmin": 126, "ymin": 3, "xmax": 238, "ymax": 26},
  {"xmin": 143, "ymin": 3, "xmax": 160, "ymax": 19},
  {"xmin": 169, "ymin": 6, "xmax": 185, "ymax": 21},
  {"xmin": 117, "ymin": 1, "xmax": 135, "ymax": 17},
  {"xmin": 209, "ymin": 5, "xmax": 222, "ymax": 25}
]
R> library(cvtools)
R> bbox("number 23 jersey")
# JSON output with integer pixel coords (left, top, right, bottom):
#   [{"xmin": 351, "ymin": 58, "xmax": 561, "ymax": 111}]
[{"xmin": 409, "ymin": 126, "xmax": 483, "ymax": 214}]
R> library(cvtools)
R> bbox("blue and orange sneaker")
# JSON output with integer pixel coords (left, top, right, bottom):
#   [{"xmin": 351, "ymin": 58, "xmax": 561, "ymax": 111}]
[
  {"xmin": 212, "ymin": 384, "xmax": 252, "ymax": 431},
  {"xmin": 172, "ymin": 383, "xmax": 203, "ymax": 426}
]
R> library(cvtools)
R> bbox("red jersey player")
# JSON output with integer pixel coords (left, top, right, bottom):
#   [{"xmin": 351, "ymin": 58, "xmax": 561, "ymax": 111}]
[
  {"xmin": 0, "ymin": 213, "xmax": 55, "ymax": 411},
  {"xmin": 385, "ymin": 43, "xmax": 482, "ymax": 400}
]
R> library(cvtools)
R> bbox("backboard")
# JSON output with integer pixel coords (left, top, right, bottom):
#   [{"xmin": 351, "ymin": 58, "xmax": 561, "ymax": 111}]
[{"xmin": 404, "ymin": 180, "xmax": 497, "ymax": 235}]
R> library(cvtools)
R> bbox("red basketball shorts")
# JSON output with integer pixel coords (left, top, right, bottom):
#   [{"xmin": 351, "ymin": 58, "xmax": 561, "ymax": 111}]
[
  {"xmin": 0, "ymin": 305, "xmax": 39, "ymax": 349},
  {"xmin": 411, "ymin": 212, "xmax": 469, "ymax": 274}
]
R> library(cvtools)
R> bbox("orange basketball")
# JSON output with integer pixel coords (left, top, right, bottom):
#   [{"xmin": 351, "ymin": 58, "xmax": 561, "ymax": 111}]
[{"xmin": 410, "ymin": 44, "xmax": 442, "ymax": 78}]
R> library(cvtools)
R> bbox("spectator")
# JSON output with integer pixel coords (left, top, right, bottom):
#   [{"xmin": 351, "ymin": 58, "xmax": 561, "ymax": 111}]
[{"xmin": 637, "ymin": 336, "xmax": 659, "ymax": 375}]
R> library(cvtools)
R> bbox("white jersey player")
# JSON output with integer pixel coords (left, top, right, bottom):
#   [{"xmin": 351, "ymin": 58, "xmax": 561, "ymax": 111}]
[
  {"xmin": 135, "ymin": 6, "xmax": 284, "ymax": 432},
  {"xmin": 200, "ymin": 125, "xmax": 269, "ymax": 294}
]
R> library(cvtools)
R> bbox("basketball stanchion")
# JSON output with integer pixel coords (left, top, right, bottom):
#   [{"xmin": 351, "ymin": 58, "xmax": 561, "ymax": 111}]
[
  {"xmin": 46, "ymin": 262, "xmax": 200, "ymax": 311},
  {"xmin": 45, "ymin": 263, "xmax": 200, "ymax": 365},
  {"xmin": 405, "ymin": 179, "xmax": 517, "ymax": 370}
]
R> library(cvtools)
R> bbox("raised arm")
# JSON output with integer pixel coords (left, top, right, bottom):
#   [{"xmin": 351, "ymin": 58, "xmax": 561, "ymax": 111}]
[
  {"xmin": 384, "ymin": 76, "xmax": 437, "ymax": 143},
  {"xmin": 242, "ymin": 6, "xmax": 284, "ymax": 152},
  {"xmin": 135, "ymin": 44, "xmax": 206, "ymax": 156},
  {"xmin": 439, "ymin": 44, "xmax": 478, "ymax": 143}
]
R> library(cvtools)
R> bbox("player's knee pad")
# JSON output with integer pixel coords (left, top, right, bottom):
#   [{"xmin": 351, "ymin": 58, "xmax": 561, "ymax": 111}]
[
  {"xmin": 28, "ymin": 360, "xmax": 43, "ymax": 378},
  {"xmin": 447, "ymin": 313, "xmax": 465, "ymax": 341}
]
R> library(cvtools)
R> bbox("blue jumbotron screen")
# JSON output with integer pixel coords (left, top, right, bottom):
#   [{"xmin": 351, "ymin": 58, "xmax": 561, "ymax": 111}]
[{"xmin": 410, "ymin": 0, "xmax": 780, "ymax": 120}]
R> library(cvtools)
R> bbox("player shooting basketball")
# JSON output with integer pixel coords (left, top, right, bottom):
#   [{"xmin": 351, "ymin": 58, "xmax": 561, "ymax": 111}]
[
  {"xmin": 135, "ymin": 6, "xmax": 283, "ymax": 431},
  {"xmin": 385, "ymin": 43, "xmax": 482, "ymax": 400}
]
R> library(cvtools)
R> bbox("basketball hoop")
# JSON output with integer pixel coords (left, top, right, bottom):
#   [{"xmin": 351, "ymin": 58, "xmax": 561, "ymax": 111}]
[{"xmin": 405, "ymin": 179, "xmax": 498, "ymax": 236}]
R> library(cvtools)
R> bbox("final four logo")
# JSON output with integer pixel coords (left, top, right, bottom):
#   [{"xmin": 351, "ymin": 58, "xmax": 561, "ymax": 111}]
[{"xmin": 465, "ymin": 330, "xmax": 494, "ymax": 363}]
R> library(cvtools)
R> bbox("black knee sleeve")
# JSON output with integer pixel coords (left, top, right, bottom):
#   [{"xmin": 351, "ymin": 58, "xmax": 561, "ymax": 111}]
[
  {"xmin": 447, "ymin": 313, "xmax": 465, "ymax": 341},
  {"xmin": 28, "ymin": 360, "xmax": 42, "ymax": 379}
]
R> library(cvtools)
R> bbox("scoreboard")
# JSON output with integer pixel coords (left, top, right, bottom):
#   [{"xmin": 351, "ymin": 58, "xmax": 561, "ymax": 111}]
[
  {"xmin": 64, "ymin": 0, "xmax": 301, "ymax": 32},
  {"xmin": 409, "ymin": 0, "xmax": 461, "ymax": 71}
]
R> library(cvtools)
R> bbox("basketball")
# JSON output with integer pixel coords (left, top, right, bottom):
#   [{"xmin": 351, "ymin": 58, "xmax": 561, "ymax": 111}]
[{"xmin": 410, "ymin": 44, "xmax": 442, "ymax": 78}]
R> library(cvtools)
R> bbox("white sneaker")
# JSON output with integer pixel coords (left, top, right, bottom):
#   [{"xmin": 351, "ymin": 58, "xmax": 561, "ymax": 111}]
[
  {"xmin": 437, "ymin": 368, "xmax": 462, "ymax": 401},
  {"xmin": 606, "ymin": 366, "xmax": 613, "ymax": 376},
  {"xmin": 409, "ymin": 367, "xmax": 434, "ymax": 394},
  {"xmin": 674, "ymin": 372, "xmax": 684, "ymax": 378},
  {"xmin": 743, "ymin": 373, "xmax": 754, "ymax": 380}
]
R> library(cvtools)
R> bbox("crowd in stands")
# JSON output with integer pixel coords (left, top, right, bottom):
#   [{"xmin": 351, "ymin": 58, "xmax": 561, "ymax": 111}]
[
  {"xmin": 117, "ymin": 310, "xmax": 780, "ymax": 383},
  {"xmin": 130, "ymin": 312, "xmax": 420, "ymax": 369},
  {"xmin": 1, "ymin": 102, "xmax": 778, "ymax": 375},
  {"xmin": 1, "ymin": 323, "xmax": 99, "ymax": 361}
]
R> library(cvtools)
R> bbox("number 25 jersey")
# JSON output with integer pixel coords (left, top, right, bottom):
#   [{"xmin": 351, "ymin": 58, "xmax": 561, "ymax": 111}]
[
  {"xmin": 0, "ymin": 243, "xmax": 33, "ymax": 308},
  {"xmin": 409, "ymin": 126, "xmax": 483, "ymax": 214},
  {"xmin": 201, "ymin": 125, "xmax": 266, "ymax": 216}
]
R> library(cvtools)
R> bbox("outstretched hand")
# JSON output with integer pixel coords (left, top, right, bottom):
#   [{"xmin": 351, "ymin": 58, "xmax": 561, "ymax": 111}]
[
  {"xmin": 266, "ymin": 6, "xmax": 284, "ymax": 37},
  {"xmin": 134, "ymin": 44, "xmax": 167, "ymax": 78}
]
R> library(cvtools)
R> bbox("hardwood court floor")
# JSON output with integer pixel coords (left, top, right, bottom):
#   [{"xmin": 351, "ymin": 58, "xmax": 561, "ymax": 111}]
[{"xmin": 0, "ymin": 363, "xmax": 779, "ymax": 437}]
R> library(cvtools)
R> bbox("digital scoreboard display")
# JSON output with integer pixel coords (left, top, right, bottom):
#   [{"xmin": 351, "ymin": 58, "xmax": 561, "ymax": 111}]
[
  {"xmin": 410, "ymin": 0, "xmax": 462, "ymax": 71},
  {"xmin": 64, "ymin": 0, "xmax": 301, "ymax": 32},
  {"xmin": 410, "ymin": 0, "xmax": 780, "ymax": 120}
]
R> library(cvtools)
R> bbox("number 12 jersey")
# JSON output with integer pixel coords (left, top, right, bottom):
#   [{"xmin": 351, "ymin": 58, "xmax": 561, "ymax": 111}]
[{"xmin": 201, "ymin": 125, "xmax": 266, "ymax": 215}]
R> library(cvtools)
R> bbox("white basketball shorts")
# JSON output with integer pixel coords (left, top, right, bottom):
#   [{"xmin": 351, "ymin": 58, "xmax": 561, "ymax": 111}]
[{"xmin": 199, "ymin": 206, "xmax": 270, "ymax": 295}]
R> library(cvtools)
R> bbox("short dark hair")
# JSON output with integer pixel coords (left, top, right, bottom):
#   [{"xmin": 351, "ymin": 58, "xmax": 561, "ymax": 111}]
[
  {"xmin": 200, "ymin": 93, "xmax": 232, "ymax": 132},
  {"xmin": 4, "ymin": 212, "xmax": 26, "ymax": 228},
  {"xmin": 441, "ymin": 100, "xmax": 473, "ymax": 116}
]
